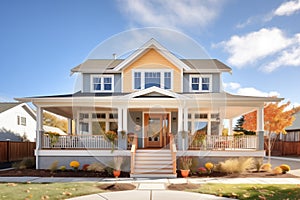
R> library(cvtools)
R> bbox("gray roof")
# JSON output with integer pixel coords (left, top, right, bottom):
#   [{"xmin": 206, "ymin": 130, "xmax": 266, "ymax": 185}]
[
  {"xmin": 286, "ymin": 112, "xmax": 300, "ymax": 131},
  {"xmin": 71, "ymin": 58, "xmax": 232, "ymax": 73},
  {"xmin": 0, "ymin": 129, "xmax": 22, "ymax": 141},
  {"xmin": 0, "ymin": 102, "xmax": 21, "ymax": 114}
]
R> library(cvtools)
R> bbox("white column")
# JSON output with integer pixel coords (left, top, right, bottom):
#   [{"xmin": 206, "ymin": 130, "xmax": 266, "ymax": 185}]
[
  {"xmin": 67, "ymin": 119, "xmax": 72, "ymax": 135},
  {"xmin": 257, "ymin": 107, "xmax": 264, "ymax": 132},
  {"xmin": 183, "ymin": 108, "xmax": 188, "ymax": 132},
  {"xmin": 207, "ymin": 112, "xmax": 211, "ymax": 136},
  {"xmin": 228, "ymin": 119, "xmax": 232, "ymax": 135},
  {"xmin": 35, "ymin": 105, "xmax": 43, "ymax": 169},
  {"xmin": 178, "ymin": 107, "xmax": 183, "ymax": 132},
  {"xmin": 118, "ymin": 107, "xmax": 123, "ymax": 131},
  {"xmin": 122, "ymin": 107, "xmax": 128, "ymax": 132}
]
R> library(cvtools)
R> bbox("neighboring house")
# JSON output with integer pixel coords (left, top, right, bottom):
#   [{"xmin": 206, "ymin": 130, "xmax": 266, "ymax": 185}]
[
  {"xmin": 17, "ymin": 39, "xmax": 282, "ymax": 177},
  {"xmin": 0, "ymin": 102, "xmax": 36, "ymax": 141},
  {"xmin": 284, "ymin": 111, "xmax": 300, "ymax": 141}
]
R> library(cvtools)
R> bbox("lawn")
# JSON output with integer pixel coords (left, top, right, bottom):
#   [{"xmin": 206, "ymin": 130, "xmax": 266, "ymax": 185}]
[
  {"xmin": 0, "ymin": 182, "xmax": 105, "ymax": 200},
  {"xmin": 194, "ymin": 183, "xmax": 300, "ymax": 200}
]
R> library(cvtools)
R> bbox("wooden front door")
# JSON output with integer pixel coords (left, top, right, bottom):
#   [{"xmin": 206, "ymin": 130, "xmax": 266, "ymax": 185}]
[{"xmin": 144, "ymin": 113, "xmax": 169, "ymax": 148}]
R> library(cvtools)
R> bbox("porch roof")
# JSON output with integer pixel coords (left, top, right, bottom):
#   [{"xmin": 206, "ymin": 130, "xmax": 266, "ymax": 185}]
[{"xmin": 15, "ymin": 90, "xmax": 282, "ymax": 120}]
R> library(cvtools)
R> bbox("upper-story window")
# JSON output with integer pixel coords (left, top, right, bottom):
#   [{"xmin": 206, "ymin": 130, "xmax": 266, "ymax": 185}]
[
  {"xmin": 190, "ymin": 75, "xmax": 212, "ymax": 92},
  {"xmin": 17, "ymin": 116, "xmax": 26, "ymax": 126},
  {"xmin": 133, "ymin": 70, "xmax": 173, "ymax": 90},
  {"xmin": 91, "ymin": 75, "xmax": 114, "ymax": 92}
]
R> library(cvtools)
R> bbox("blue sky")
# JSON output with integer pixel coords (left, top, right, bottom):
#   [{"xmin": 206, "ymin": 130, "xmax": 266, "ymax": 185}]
[{"xmin": 0, "ymin": 0, "xmax": 299, "ymax": 108}]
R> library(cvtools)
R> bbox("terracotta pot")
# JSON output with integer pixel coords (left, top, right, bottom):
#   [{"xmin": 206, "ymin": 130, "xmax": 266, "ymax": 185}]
[
  {"xmin": 180, "ymin": 169, "xmax": 190, "ymax": 178},
  {"xmin": 113, "ymin": 170, "xmax": 121, "ymax": 178}
]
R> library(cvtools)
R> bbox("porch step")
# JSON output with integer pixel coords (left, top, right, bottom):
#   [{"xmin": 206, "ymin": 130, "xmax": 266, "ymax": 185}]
[{"xmin": 131, "ymin": 149, "xmax": 176, "ymax": 178}]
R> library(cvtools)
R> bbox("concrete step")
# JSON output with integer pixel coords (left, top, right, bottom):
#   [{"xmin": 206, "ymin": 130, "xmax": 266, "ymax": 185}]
[
  {"xmin": 130, "ymin": 173, "xmax": 177, "ymax": 178},
  {"xmin": 135, "ymin": 157, "xmax": 172, "ymax": 161},
  {"xmin": 134, "ymin": 168, "xmax": 173, "ymax": 173},
  {"xmin": 135, "ymin": 160, "xmax": 173, "ymax": 165},
  {"xmin": 135, "ymin": 165, "xmax": 173, "ymax": 169}
]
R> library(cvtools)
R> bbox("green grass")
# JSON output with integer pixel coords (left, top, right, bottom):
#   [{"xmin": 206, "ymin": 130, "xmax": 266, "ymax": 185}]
[
  {"xmin": 193, "ymin": 184, "xmax": 300, "ymax": 200},
  {"xmin": 0, "ymin": 182, "xmax": 104, "ymax": 200}
]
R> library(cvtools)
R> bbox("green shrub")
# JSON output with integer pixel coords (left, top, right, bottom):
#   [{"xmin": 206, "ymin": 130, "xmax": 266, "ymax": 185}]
[
  {"xmin": 254, "ymin": 158, "xmax": 263, "ymax": 172},
  {"xmin": 59, "ymin": 166, "xmax": 66, "ymax": 171},
  {"xmin": 15, "ymin": 157, "xmax": 35, "ymax": 169},
  {"xmin": 218, "ymin": 157, "xmax": 255, "ymax": 174},
  {"xmin": 87, "ymin": 162, "xmax": 104, "ymax": 172},
  {"xmin": 49, "ymin": 160, "xmax": 59, "ymax": 172}
]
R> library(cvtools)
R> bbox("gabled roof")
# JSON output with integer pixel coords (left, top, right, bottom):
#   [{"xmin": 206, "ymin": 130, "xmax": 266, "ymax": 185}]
[
  {"xmin": 286, "ymin": 111, "xmax": 300, "ymax": 131},
  {"xmin": 113, "ymin": 38, "xmax": 191, "ymax": 71},
  {"xmin": 182, "ymin": 59, "xmax": 232, "ymax": 73},
  {"xmin": 0, "ymin": 102, "xmax": 22, "ymax": 113},
  {"xmin": 120, "ymin": 86, "xmax": 189, "ymax": 99}
]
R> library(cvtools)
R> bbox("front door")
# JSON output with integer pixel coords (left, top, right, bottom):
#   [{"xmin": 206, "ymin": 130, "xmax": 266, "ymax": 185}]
[{"xmin": 144, "ymin": 113, "xmax": 169, "ymax": 148}]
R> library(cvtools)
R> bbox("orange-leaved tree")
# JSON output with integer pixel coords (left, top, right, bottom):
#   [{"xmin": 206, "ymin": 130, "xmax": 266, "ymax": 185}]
[{"xmin": 243, "ymin": 102, "xmax": 297, "ymax": 163}]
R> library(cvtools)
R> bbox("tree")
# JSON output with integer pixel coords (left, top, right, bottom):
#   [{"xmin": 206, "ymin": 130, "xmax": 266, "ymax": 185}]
[
  {"xmin": 43, "ymin": 112, "xmax": 68, "ymax": 133},
  {"xmin": 243, "ymin": 102, "xmax": 297, "ymax": 163},
  {"xmin": 234, "ymin": 116, "xmax": 256, "ymax": 135}
]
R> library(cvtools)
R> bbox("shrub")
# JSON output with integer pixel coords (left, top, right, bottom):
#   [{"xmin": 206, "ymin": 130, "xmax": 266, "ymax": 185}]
[
  {"xmin": 273, "ymin": 166, "xmax": 283, "ymax": 175},
  {"xmin": 69, "ymin": 160, "xmax": 80, "ymax": 170},
  {"xmin": 180, "ymin": 156, "xmax": 192, "ymax": 170},
  {"xmin": 279, "ymin": 164, "xmax": 290, "ymax": 173},
  {"xmin": 254, "ymin": 158, "xmax": 263, "ymax": 172},
  {"xmin": 59, "ymin": 166, "xmax": 66, "ymax": 171},
  {"xmin": 87, "ymin": 162, "xmax": 104, "ymax": 172},
  {"xmin": 205, "ymin": 162, "xmax": 214, "ymax": 172},
  {"xmin": 218, "ymin": 157, "xmax": 255, "ymax": 174},
  {"xmin": 82, "ymin": 164, "xmax": 90, "ymax": 171},
  {"xmin": 15, "ymin": 157, "xmax": 36, "ymax": 169},
  {"xmin": 49, "ymin": 160, "xmax": 59, "ymax": 172},
  {"xmin": 198, "ymin": 167, "xmax": 207, "ymax": 174},
  {"xmin": 260, "ymin": 163, "xmax": 272, "ymax": 172}
]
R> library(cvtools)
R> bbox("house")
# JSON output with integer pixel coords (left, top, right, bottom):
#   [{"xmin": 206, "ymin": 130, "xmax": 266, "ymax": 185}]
[
  {"xmin": 16, "ymin": 39, "xmax": 282, "ymax": 177},
  {"xmin": 0, "ymin": 102, "xmax": 36, "ymax": 141},
  {"xmin": 284, "ymin": 111, "xmax": 300, "ymax": 142}
]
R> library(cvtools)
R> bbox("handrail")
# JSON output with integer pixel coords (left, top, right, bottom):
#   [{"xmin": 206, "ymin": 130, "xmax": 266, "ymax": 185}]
[
  {"xmin": 130, "ymin": 134, "xmax": 138, "ymax": 174},
  {"xmin": 169, "ymin": 133, "xmax": 177, "ymax": 174}
]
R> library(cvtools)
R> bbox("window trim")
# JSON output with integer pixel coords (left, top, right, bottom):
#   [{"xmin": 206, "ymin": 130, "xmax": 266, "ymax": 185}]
[
  {"xmin": 132, "ymin": 69, "xmax": 173, "ymax": 91},
  {"xmin": 189, "ymin": 75, "xmax": 212, "ymax": 92},
  {"xmin": 90, "ymin": 75, "xmax": 114, "ymax": 93}
]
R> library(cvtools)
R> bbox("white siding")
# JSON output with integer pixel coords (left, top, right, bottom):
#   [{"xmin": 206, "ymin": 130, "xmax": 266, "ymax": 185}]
[{"xmin": 0, "ymin": 104, "xmax": 36, "ymax": 141}]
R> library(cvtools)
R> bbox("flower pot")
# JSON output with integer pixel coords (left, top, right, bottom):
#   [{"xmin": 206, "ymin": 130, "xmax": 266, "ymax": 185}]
[
  {"xmin": 113, "ymin": 170, "xmax": 121, "ymax": 178},
  {"xmin": 180, "ymin": 169, "xmax": 190, "ymax": 178}
]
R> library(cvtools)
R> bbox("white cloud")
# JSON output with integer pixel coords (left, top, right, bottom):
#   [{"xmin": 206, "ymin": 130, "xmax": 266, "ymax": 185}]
[
  {"xmin": 217, "ymin": 28, "xmax": 292, "ymax": 67},
  {"xmin": 274, "ymin": 0, "xmax": 300, "ymax": 16},
  {"xmin": 224, "ymin": 82, "xmax": 280, "ymax": 97},
  {"xmin": 117, "ymin": 0, "xmax": 224, "ymax": 30}
]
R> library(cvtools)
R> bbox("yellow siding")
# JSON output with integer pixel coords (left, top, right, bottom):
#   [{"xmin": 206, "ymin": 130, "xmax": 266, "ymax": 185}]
[{"xmin": 122, "ymin": 48, "xmax": 182, "ymax": 92}]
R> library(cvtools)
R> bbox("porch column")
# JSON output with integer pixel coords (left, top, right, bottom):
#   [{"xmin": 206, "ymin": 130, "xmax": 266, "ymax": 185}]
[
  {"xmin": 257, "ymin": 106, "xmax": 264, "ymax": 150},
  {"xmin": 177, "ymin": 107, "xmax": 183, "ymax": 150},
  {"xmin": 228, "ymin": 119, "xmax": 232, "ymax": 135},
  {"xmin": 120, "ymin": 107, "xmax": 128, "ymax": 150},
  {"xmin": 117, "ymin": 107, "xmax": 125, "ymax": 150},
  {"xmin": 35, "ymin": 106, "xmax": 43, "ymax": 169},
  {"xmin": 183, "ymin": 107, "xmax": 189, "ymax": 150},
  {"xmin": 67, "ymin": 118, "xmax": 72, "ymax": 135}
]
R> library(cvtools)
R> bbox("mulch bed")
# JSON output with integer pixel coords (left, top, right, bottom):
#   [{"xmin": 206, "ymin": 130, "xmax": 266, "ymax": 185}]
[
  {"xmin": 168, "ymin": 183, "xmax": 199, "ymax": 191},
  {"xmin": 0, "ymin": 169, "xmax": 130, "ymax": 178}
]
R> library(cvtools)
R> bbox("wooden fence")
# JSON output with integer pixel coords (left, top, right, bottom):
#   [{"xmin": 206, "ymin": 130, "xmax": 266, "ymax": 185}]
[
  {"xmin": 0, "ymin": 141, "xmax": 36, "ymax": 163},
  {"xmin": 265, "ymin": 140, "xmax": 300, "ymax": 156}
]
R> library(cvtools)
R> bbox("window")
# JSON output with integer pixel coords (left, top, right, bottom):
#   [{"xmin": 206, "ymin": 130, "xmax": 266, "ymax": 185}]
[
  {"xmin": 188, "ymin": 112, "xmax": 220, "ymax": 135},
  {"xmin": 79, "ymin": 122, "xmax": 89, "ymax": 134},
  {"xmin": 134, "ymin": 72, "xmax": 141, "ymax": 89},
  {"xmin": 91, "ymin": 75, "xmax": 114, "ymax": 92},
  {"xmin": 145, "ymin": 72, "xmax": 161, "ymax": 88},
  {"xmin": 17, "ymin": 116, "xmax": 26, "ymax": 126},
  {"xmin": 190, "ymin": 75, "xmax": 211, "ymax": 92},
  {"xmin": 133, "ymin": 70, "xmax": 172, "ymax": 90}
]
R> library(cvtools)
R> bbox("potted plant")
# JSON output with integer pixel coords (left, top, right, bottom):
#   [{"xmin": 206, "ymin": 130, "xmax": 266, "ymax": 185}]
[
  {"xmin": 104, "ymin": 130, "xmax": 118, "ymax": 152},
  {"xmin": 45, "ymin": 132, "xmax": 60, "ymax": 148},
  {"xmin": 113, "ymin": 156, "xmax": 123, "ymax": 178},
  {"xmin": 179, "ymin": 156, "xmax": 192, "ymax": 178}
]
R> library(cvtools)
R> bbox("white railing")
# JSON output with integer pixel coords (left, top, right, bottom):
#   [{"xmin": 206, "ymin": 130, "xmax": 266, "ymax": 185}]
[
  {"xmin": 188, "ymin": 135, "xmax": 257, "ymax": 150},
  {"xmin": 43, "ymin": 135, "xmax": 118, "ymax": 149}
]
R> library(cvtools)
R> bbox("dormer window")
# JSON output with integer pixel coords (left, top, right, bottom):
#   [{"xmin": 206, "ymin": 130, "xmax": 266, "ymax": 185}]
[
  {"xmin": 133, "ymin": 70, "xmax": 173, "ymax": 90},
  {"xmin": 190, "ymin": 75, "xmax": 212, "ymax": 92},
  {"xmin": 91, "ymin": 75, "xmax": 114, "ymax": 92}
]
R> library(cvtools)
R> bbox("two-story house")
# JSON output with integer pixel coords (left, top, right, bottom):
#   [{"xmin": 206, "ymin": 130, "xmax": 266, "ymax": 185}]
[{"xmin": 17, "ymin": 39, "xmax": 282, "ymax": 177}]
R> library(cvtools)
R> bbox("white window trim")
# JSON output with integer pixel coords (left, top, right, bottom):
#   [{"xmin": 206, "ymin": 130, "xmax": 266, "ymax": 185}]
[
  {"xmin": 132, "ymin": 69, "xmax": 173, "ymax": 91},
  {"xmin": 90, "ymin": 75, "xmax": 114, "ymax": 93},
  {"xmin": 189, "ymin": 74, "xmax": 212, "ymax": 92}
]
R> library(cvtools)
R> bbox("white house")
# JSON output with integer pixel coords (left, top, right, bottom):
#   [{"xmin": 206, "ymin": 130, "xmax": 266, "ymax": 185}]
[
  {"xmin": 17, "ymin": 39, "xmax": 282, "ymax": 177},
  {"xmin": 0, "ymin": 102, "xmax": 36, "ymax": 141}
]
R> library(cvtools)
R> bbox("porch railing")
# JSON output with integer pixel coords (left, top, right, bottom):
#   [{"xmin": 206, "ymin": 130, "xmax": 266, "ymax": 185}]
[
  {"xmin": 188, "ymin": 135, "xmax": 257, "ymax": 150},
  {"xmin": 43, "ymin": 135, "xmax": 118, "ymax": 149}
]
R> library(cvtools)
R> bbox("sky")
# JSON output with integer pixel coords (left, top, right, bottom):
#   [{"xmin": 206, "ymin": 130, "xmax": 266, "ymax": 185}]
[{"xmin": 0, "ymin": 0, "xmax": 299, "ymax": 109}]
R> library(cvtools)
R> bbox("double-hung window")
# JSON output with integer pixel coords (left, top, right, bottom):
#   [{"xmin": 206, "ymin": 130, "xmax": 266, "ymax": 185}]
[
  {"xmin": 190, "ymin": 75, "xmax": 211, "ymax": 92},
  {"xmin": 91, "ymin": 75, "xmax": 114, "ymax": 92},
  {"xmin": 133, "ymin": 70, "xmax": 172, "ymax": 90}
]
